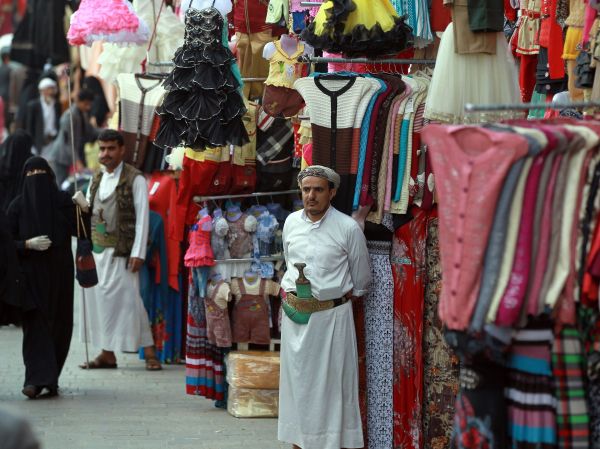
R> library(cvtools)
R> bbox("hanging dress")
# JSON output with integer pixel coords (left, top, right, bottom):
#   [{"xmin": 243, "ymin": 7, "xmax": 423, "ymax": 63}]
[
  {"xmin": 68, "ymin": 0, "xmax": 150, "ymax": 46},
  {"xmin": 300, "ymin": 0, "xmax": 414, "ymax": 57},
  {"xmin": 391, "ymin": 208, "xmax": 429, "ymax": 449},
  {"xmin": 99, "ymin": 0, "xmax": 185, "ymax": 83},
  {"xmin": 155, "ymin": 0, "xmax": 249, "ymax": 151}
]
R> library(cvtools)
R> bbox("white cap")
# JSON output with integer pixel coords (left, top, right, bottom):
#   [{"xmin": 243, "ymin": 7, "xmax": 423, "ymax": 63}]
[{"xmin": 38, "ymin": 78, "xmax": 57, "ymax": 91}]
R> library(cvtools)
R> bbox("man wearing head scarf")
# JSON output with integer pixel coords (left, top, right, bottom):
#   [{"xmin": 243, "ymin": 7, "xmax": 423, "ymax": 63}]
[
  {"xmin": 0, "ymin": 129, "xmax": 33, "ymax": 213},
  {"xmin": 278, "ymin": 165, "xmax": 371, "ymax": 449},
  {"xmin": 6, "ymin": 157, "xmax": 77, "ymax": 399},
  {"xmin": 22, "ymin": 77, "xmax": 61, "ymax": 156}
]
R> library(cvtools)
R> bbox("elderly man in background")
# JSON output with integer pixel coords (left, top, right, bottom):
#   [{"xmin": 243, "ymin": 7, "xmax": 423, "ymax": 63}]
[
  {"xmin": 23, "ymin": 78, "xmax": 61, "ymax": 156},
  {"xmin": 278, "ymin": 165, "xmax": 371, "ymax": 449}
]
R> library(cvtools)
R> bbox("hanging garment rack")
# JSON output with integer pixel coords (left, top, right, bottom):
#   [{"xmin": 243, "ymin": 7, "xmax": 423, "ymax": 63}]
[
  {"xmin": 299, "ymin": 55, "xmax": 437, "ymax": 65},
  {"xmin": 144, "ymin": 62, "xmax": 266, "ymax": 83},
  {"xmin": 299, "ymin": 1, "xmax": 323, "ymax": 5},
  {"xmin": 194, "ymin": 189, "xmax": 300, "ymax": 203},
  {"xmin": 464, "ymin": 101, "xmax": 600, "ymax": 112},
  {"xmin": 146, "ymin": 61, "xmax": 174, "ymax": 68}
]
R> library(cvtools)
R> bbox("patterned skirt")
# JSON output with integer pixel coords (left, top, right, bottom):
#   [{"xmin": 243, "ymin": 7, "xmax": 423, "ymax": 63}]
[
  {"xmin": 364, "ymin": 240, "xmax": 394, "ymax": 449},
  {"xmin": 185, "ymin": 268, "xmax": 225, "ymax": 401}
]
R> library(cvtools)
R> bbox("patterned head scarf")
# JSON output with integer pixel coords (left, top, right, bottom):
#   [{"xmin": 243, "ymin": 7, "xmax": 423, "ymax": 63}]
[{"xmin": 297, "ymin": 165, "xmax": 341, "ymax": 189}]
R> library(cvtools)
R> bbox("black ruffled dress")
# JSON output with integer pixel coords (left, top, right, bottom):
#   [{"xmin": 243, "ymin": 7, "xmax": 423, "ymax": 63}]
[
  {"xmin": 300, "ymin": 0, "xmax": 414, "ymax": 58},
  {"xmin": 155, "ymin": 3, "xmax": 249, "ymax": 151}
]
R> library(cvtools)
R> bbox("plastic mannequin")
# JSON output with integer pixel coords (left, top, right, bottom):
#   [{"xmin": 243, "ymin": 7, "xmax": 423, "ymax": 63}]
[{"xmin": 182, "ymin": 0, "xmax": 232, "ymax": 16}]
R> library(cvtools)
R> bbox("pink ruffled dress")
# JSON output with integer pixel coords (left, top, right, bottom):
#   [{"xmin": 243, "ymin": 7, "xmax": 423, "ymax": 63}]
[
  {"xmin": 68, "ymin": 0, "xmax": 150, "ymax": 47},
  {"xmin": 184, "ymin": 215, "xmax": 215, "ymax": 267}
]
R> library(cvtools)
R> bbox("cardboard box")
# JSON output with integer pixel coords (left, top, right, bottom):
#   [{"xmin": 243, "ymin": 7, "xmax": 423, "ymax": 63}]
[{"xmin": 225, "ymin": 351, "xmax": 280, "ymax": 390}]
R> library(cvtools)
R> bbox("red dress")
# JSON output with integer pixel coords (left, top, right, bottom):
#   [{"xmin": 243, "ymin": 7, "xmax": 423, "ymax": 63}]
[
  {"xmin": 148, "ymin": 172, "xmax": 181, "ymax": 291},
  {"xmin": 391, "ymin": 208, "xmax": 429, "ymax": 449}
]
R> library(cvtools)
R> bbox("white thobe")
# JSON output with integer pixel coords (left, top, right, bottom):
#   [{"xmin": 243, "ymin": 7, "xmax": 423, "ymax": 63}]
[
  {"xmin": 80, "ymin": 162, "xmax": 154, "ymax": 352},
  {"xmin": 40, "ymin": 96, "xmax": 57, "ymax": 138},
  {"xmin": 278, "ymin": 206, "xmax": 371, "ymax": 449}
]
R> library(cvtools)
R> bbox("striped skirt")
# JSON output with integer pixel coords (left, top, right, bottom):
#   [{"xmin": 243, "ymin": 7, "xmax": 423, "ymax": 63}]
[{"xmin": 506, "ymin": 324, "xmax": 557, "ymax": 449}]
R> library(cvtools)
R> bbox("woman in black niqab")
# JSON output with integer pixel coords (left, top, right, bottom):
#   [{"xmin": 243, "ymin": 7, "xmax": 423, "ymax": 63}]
[
  {"xmin": 7, "ymin": 156, "xmax": 77, "ymax": 399},
  {"xmin": 0, "ymin": 130, "xmax": 33, "ymax": 213}
]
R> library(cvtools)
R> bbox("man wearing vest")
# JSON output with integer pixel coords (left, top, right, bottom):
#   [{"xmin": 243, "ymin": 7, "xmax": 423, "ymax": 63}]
[{"xmin": 73, "ymin": 129, "xmax": 161, "ymax": 371}]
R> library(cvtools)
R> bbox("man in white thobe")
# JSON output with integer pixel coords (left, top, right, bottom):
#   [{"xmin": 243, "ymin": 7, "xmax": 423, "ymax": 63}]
[
  {"xmin": 73, "ymin": 129, "xmax": 161, "ymax": 371},
  {"xmin": 278, "ymin": 165, "xmax": 371, "ymax": 449}
]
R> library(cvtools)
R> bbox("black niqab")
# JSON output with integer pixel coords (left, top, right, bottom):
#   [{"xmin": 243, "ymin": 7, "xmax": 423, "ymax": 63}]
[
  {"xmin": 16, "ymin": 156, "xmax": 67, "ymax": 245},
  {"xmin": 0, "ymin": 130, "xmax": 33, "ymax": 212}
]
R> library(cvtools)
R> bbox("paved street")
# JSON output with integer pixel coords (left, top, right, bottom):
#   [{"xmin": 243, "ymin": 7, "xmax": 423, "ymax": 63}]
[{"xmin": 0, "ymin": 295, "xmax": 284, "ymax": 449}]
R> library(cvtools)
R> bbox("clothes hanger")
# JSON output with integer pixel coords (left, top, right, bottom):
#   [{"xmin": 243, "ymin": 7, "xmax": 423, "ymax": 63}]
[
  {"xmin": 316, "ymin": 72, "xmax": 353, "ymax": 80},
  {"xmin": 135, "ymin": 71, "xmax": 167, "ymax": 81}
]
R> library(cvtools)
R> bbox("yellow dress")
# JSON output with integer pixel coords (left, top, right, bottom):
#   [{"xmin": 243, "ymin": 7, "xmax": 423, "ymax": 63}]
[{"xmin": 300, "ymin": 0, "xmax": 413, "ymax": 57}]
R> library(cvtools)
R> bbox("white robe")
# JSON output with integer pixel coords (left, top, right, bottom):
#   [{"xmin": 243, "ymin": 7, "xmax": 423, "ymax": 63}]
[
  {"xmin": 79, "ymin": 163, "xmax": 153, "ymax": 352},
  {"xmin": 278, "ymin": 207, "xmax": 370, "ymax": 449},
  {"xmin": 278, "ymin": 302, "xmax": 364, "ymax": 449}
]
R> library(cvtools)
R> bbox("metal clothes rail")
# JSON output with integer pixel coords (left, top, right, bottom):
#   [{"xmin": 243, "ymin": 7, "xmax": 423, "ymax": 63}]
[
  {"xmin": 299, "ymin": 1, "xmax": 323, "ymax": 5},
  {"xmin": 194, "ymin": 189, "xmax": 300, "ymax": 203},
  {"xmin": 464, "ymin": 101, "xmax": 600, "ymax": 112},
  {"xmin": 214, "ymin": 256, "xmax": 284, "ymax": 263},
  {"xmin": 299, "ymin": 55, "xmax": 437, "ymax": 65}
]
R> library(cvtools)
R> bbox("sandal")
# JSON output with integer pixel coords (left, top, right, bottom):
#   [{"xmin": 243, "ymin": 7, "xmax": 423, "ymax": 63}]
[
  {"xmin": 145, "ymin": 357, "xmax": 162, "ymax": 371},
  {"xmin": 79, "ymin": 358, "xmax": 118, "ymax": 369}
]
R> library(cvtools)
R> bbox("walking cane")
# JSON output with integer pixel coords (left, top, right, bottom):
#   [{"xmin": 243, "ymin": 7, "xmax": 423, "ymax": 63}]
[{"xmin": 66, "ymin": 65, "xmax": 91, "ymax": 369}]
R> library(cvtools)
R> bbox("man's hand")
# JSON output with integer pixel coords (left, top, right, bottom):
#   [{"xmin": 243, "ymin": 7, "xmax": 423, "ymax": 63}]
[
  {"xmin": 344, "ymin": 292, "xmax": 363, "ymax": 303},
  {"xmin": 127, "ymin": 257, "xmax": 144, "ymax": 273}
]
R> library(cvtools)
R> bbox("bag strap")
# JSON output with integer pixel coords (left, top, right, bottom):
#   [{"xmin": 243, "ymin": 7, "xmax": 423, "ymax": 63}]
[{"xmin": 76, "ymin": 205, "xmax": 88, "ymax": 240}]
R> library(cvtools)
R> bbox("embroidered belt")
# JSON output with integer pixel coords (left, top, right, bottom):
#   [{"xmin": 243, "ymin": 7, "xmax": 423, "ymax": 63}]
[
  {"xmin": 284, "ymin": 292, "xmax": 348, "ymax": 314},
  {"xmin": 91, "ymin": 229, "xmax": 117, "ymax": 248}
]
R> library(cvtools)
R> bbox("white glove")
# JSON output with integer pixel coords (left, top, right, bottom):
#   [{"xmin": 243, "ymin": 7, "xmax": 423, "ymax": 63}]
[
  {"xmin": 72, "ymin": 191, "xmax": 89, "ymax": 212},
  {"xmin": 26, "ymin": 236, "xmax": 52, "ymax": 251}
]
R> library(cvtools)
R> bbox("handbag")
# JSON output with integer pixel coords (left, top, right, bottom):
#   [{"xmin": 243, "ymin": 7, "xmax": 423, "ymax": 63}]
[
  {"xmin": 575, "ymin": 49, "xmax": 596, "ymax": 88},
  {"xmin": 75, "ymin": 206, "xmax": 98, "ymax": 288}
]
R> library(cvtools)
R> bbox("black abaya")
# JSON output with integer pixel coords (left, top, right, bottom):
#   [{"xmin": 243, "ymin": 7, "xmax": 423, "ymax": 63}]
[
  {"xmin": 0, "ymin": 210, "xmax": 26, "ymax": 326},
  {"xmin": 10, "ymin": 0, "xmax": 71, "ymax": 70},
  {"xmin": 0, "ymin": 130, "xmax": 33, "ymax": 213},
  {"xmin": 7, "ymin": 157, "xmax": 76, "ymax": 389}
]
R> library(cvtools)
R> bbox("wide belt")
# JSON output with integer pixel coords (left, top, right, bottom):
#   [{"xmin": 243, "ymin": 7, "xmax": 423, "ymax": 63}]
[
  {"xmin": 284, "ymin": 291, "xmax": 349, "ymax": 314},
  {"xmin": 91, "ymin": 228, "xmax": 117, "ymax": 250}
]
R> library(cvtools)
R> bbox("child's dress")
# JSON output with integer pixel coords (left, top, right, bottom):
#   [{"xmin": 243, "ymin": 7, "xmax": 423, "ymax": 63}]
[
  {"xmin": 68, "ymin": 0, "xmax": 150, "ymax": 46},
  {"xmin": 184, "ymin": 215, "xmax": 215, "ymax": 267}
]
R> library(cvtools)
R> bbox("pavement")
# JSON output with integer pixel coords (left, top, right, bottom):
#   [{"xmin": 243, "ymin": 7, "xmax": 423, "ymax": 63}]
[{"xmin": 0, "ymin": 296, "xmax": 285, "ymax": 449}]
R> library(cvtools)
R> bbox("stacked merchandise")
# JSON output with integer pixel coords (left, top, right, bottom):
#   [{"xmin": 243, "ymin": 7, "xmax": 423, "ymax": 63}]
[
  {"xmin": 225, "ymin": 351, "xmax": 281, "ymax": 418},
  {"xmin": 422, "ymin": 120, "xmax": 600, "ymax": 448}
]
